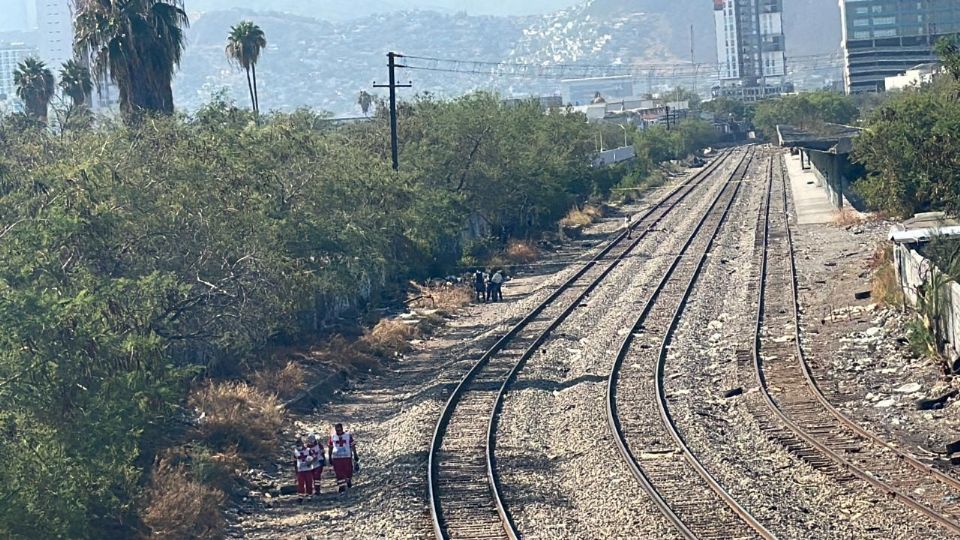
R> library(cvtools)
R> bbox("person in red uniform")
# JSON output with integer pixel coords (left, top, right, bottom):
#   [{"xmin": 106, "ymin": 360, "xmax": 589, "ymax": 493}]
[
  {"xmin": 294, "ymin": 434, "xmax": 322, "ymax": 502},
  {"xmin": 328, "ymin": 423, "xmax": 358, "ymax": 493}
]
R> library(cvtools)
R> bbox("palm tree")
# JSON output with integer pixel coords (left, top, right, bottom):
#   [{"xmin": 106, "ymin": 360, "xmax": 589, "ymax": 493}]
[
  {"xmin": 226, "ymin": 21, "xmax": 267, "ymax": 114},
  {"xmin": 357, "ymin": 90, "xmax": 373, "ymax": 116},
  {"xmin": 60, "ymin": 59, "xmax": 93, "ymax": 108},
  {"xmin": 13, "ymin": 58, "xmax": 56, "ymax": 122},
  {"xmin": 74, "ymin": 0, "xmax": 189, "ymax": 121}
]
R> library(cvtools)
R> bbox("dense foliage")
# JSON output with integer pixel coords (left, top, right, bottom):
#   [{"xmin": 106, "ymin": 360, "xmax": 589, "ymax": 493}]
[
  {"xmin": 0, "ymin": 93, "xmax": 718, "ymax": 537},
  {"xmin": 752, "ymin": 91, "xmax": 859, "ymax": 138},
  {"xmin": 852, "ymin": 40, "xmax": 960, "ymax": 217}
]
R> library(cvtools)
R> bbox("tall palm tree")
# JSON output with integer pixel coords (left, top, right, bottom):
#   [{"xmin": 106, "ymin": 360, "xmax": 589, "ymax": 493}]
[
  {"xmin": 13, "ymin": 58, "xmax": 56, "ymax": 123},
  {"xmin": 226, "ymin": 21, "xmax": 267, "ymax": 114},
  {"xmin": 59, "ymin": 59, "xmax": 93, "ymax": 108},
  {"xmin": 74, "ymin": 0, "xmax": 189, "ymax": 121},
  {"xmin": 357, "ymin": 90, "xmax": 373, "ymax": 116}
]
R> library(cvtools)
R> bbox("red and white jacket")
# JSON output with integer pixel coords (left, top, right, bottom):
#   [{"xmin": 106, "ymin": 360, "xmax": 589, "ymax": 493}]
[
  {"xmin": 294, "ymin": 445, "xmax": 322, "ymax": 472},
  {"xmin": 329, "ymin": 432, "xmax": 355, "ymax": 460}
]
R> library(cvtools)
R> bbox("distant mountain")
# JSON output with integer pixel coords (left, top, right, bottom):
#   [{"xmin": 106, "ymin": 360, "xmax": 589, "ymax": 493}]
[
  {"xmin": 173, "ymin": 0, "xmax": 842, "ymax": 115},
  {"xmin": 184, "ymin": 0, "xmax": 580, "ymax": 20}
]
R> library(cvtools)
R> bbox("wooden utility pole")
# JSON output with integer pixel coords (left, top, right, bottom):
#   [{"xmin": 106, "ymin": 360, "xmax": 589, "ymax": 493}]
[{"xmin": 374, "ymin": 52, "xmax": 412, "ymax": 171}]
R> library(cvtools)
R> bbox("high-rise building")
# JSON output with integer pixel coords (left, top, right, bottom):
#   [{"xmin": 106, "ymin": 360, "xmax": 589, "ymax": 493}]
[
  {"xmin": 840, "ymin": 0, "xmax": 960, "ymax": 94},
  {"xmin": 0, "ymin": 42, "xmax": 39, "ymax": 103},
  {"xmin": 712, "ymin": 0, "xmax": 788, "ymax": 102},
  {"xmin": 36, "ymin": 0, "xmax": 72, "ymax": 69}
]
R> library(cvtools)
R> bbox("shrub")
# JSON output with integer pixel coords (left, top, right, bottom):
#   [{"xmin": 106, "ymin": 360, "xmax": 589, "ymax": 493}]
[
  {"xmin": 312, "ymin": 335, "xmax": 382, "ymax": 373},
  {"xmin": 361, "ymin": 319, "xmax": 420, "ymax": 357},
  {"xmin": 409, "ymin": 282, "xmax": 473, "ymax": 311},
  {"xmin": 559, "ymin": 206, "xmax": 594, "ymax": 228},
  {"xmin": 251, "ymin": 361, "xmax": 308, "ymax": 401},
  {"xmin": 189, "ymin": 382, "xmax": 285, "ymax": 463},
  {"xmin": 142, "ymin": 464, "xmax": 226, "ymax": 540},
  {"xmin": 503, "ymin": 239, "xmax": 539, "ymax": 265},
  {"xmin": 832, "ymin": 207, "xmax": 863, "ymax": 227}
]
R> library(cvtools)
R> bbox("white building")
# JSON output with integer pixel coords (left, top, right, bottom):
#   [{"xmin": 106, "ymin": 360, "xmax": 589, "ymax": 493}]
[
  {"xmin": 36, "ymin": 0, "xmax": 72, "ymax": 69},
  {"xmin": 884, "ymin": 63, "xmax": 943, "ymax": 91},
  {"xmin": 713, "ymin": 0, "xmax": 787, "ymax": 100},
  {"xmin": 0, "ymin": 42, "xmax": 38, "ymax": 102},
  {"xmin": 560, "ymin": 76, "xmax": 635, "ymax": 106}
]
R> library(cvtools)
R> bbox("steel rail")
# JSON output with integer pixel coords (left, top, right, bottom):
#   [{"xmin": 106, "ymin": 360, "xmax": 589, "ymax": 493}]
[
  {"xmin": 607, "ymin": 146, "xmax": 774, "ymax": 540},
  {"xmin": 427, "ymin": 149, "xmax": 736, "ymax": 539},
  {"xmin": 752, "ymin": 154, "xmax": 960, "ymax": 535}
]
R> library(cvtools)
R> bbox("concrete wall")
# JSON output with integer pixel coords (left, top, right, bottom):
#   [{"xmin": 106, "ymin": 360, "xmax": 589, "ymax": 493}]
[
  {"xmin": 804, "ymin": 150, "xmax": 866, "ymax": 210},
  {"xmin": 895, "ymin": 244, "xmax": 960, "ymax": 361}
]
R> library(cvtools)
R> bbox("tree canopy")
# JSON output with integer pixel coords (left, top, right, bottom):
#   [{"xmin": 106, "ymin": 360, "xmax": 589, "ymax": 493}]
[{"xmin": 752, "ymin": 91, "xmax": 859, "ymax": 137}]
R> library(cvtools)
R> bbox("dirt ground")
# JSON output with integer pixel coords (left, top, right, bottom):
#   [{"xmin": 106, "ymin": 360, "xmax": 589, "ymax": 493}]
[{"xmin": 792, "ymin": 217, "xmax": 960, "ymax": 474}]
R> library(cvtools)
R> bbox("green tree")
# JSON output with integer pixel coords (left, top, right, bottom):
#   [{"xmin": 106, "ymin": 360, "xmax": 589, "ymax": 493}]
[
  {"xmin": 74, "ymin": 0, "xmax": 189, "ymax": 120},
  {"xmin": 13, "ymin": 58, "xmax": 55, "ymax": 122},
  {"xmin": 853, "ymin": 81, "xmax": 960, "ymax": 216},
  {"xmin": 934, "ymin": 35, "xmax": 960, "ymax": 81},
  {"xmin": 226, "ymin": 20, "xmax": 267, "ymax": 114},
  {"xmin": 753, "ymin": 91, "xmax": 858, "ymax": 137},
  {"xmin": 59, "ymin": 59, "xmax": 93, "ymax": 108}
]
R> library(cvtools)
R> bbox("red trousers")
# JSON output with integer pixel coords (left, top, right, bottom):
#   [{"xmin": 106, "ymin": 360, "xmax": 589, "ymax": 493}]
[
  {"xmin": 331, "ymin": 457, "xmax": 353, "ymax": 484},
  {"xmin": 296, "ymin": 469, "xmax": 314, "ymax": 495}
]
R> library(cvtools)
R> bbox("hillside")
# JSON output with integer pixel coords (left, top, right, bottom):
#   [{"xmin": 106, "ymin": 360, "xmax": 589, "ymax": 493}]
[{"xmin": 173, "ymin": 0, "xmax": 841, "ymax": 115}]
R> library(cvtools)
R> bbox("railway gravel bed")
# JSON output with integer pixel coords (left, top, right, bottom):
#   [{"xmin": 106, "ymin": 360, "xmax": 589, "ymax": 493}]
[
  {"xmin": 493, "ymin": 151, "xmax": 744, "ymax": 539},
  {"xmin": 231, "ymin": 162, "xmax": 717, "ymax": 539},
  {"xmin": 752, "ymin": 152, "xmax": 955, "ymax": 538},
  {"xmin": 666, "ymin": 150, "xmax": 943, "ymax": 539}
]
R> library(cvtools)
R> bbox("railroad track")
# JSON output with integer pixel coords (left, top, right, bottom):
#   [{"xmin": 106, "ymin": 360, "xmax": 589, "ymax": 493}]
[
  {"xmin": 607, "ymin": 146, "xmax": 775, "ymax": 540},
  {"xmin": 752, "ymin": 153, "xmax": 960, "ymax": 536},
  {"xmin": 426, "ymin": 149, "xmax": 739, "ymax": 540}
]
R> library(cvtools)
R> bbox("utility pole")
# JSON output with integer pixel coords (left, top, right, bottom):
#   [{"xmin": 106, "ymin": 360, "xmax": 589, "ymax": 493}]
[
  {"xmin": 690, "ymin": 24, "xmax": 698, "ymax": 99},
  {"xmin": 374, "ymin": 52, "xmax": 412, "ymax": 171}
]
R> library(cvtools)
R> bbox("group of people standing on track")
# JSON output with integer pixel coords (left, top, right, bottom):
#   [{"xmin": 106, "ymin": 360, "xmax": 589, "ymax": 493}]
[
  {"xmin": 474, "ymin": 268, "xmax": 506, "ymax": 303},
  {"xmin": 293, "ymin": 423, "xmax": 358, "ymax": 502}
]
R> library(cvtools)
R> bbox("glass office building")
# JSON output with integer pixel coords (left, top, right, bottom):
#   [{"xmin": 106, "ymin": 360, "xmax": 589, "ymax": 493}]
[{"xmin": 840, "ymin": 0, "xmax": 960, "ymax": 93}]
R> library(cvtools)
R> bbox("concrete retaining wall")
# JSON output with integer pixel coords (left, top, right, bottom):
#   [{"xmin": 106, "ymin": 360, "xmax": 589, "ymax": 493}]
[{"xmin": 895, "ymin": 243, "xmax": 960, "ymax": 360}]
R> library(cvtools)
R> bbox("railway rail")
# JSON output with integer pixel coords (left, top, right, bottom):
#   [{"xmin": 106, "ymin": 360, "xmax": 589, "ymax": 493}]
[
  {"xmin": 606, "ymin": 146, "xmax": 776, "ymax": 540},
  {"xmin": 752, "ymin": 153, "xmax": 960, "ymax": 536},
  {"xmin": 426, "ymin": 149, "xmax": 739, "ymax": 539}
]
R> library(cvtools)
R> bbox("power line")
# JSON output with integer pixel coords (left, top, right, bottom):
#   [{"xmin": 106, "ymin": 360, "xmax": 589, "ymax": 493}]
[{"xmin": 398, "ymin": 52, "xmax": 844, "ymax": 83}]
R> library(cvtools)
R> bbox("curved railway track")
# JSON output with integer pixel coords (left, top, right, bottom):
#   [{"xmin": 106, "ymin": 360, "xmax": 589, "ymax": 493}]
[
  {"xmin": 606, "ymin": 146, "xmax": 776, "ymax": 540},
  {"xmin": 752, "ymin": 153, "xmax": 960, "ymax": 536},
  {"xmin": 426, "ymin": 149, "xmax": 739, "ymax": 540}
]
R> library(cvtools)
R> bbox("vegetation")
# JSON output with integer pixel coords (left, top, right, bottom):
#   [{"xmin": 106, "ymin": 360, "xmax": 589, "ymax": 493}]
[
  {"xmin": 0, "ymin": 89, "xmax": 721, "ymax": 536},
  {"xmin": 13, "ymin": 58, "xmax": 55, "ymax": 122},
  {"xmin": 59, "ymin": 59, "xmax": 93, "ymax": 108},
  {"xmin": 752, "ymin": 91, "xmax": 859, "ymax": 138},
  {"xmin": 74, "ymin": 0, "xmax": 189, "ymax": 120},
  {"xmin": 852, "ymin": 37, "xmax": 960, "ymax": 217},
  {"xmin": 226, "ymin": 21, "xmax": 267, "ymax": 115}
]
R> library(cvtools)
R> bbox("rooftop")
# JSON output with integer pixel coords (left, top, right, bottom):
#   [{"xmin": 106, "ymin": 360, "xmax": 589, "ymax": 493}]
[{"xmin": 776, "ymin": 122, "xmax": 862, "ymax": 154}]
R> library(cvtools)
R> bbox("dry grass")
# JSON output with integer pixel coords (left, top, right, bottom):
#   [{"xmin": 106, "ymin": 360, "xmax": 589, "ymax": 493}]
[
  {"xmin": 582, "ymin": 204, "xmax": 604, "ymax": 221},
  {"xmin": 832, "ymin": 207, "xmax": 864, "ymax": 227},
  {"xmin": 142, "ymin": 463, "xmax": 226, "ymax": 540},
  {"xmin": 559, "ymin": 206, "xmax": 594, "ymax": 228},
  {"xmin": 409, "ymin": 282, "xmax": 473, "ymax": 311},
  {"xmin": 312, "ymin": 335, "xmax": 382, "ymax": 373},
  {"xmin": 251, "ymin": 361, "xmax": 308, "ymax": 401},
  {"xmin": 189, "ymin": 381, "xmax": 285, "ymax": 463},
  {"xmin": 503, "ymin": 239, "xmax": 539, "ymax": 264},
  {"xmin": 361, "ymin": 319, "xmax": 421, "ymax": 357},
  {"xmin": 869, "ymin": 245, "xmax": 904, "ymax": 306}
]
